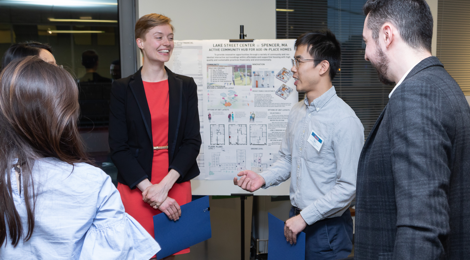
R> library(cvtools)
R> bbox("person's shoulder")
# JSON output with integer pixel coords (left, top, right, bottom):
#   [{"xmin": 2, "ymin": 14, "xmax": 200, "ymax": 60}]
[
  {"xmin": 36, "ymin": 158, "xmax": 110, "ymax": 188},
  {"xmin": 173, "ymin": 73, "xmax": 194, "ymax": 85},
  {"xmin": 402, "ymin": 58, "xmax": 458, "ymax": 92},
  {"xmin": 329, "ymin": 96, "xmax": 364, "ymax": 130},
  {"xmin": 167, "ymin": 68, "xmax": 194, "ymax": 84},
  {"xmin": 72, "ymin": 161, "xmax": 106, "ymax": 174},
  {"xmin": 332, "ymin": 95, "xmax": 360, "ymax": 119},
  {"xmin": 171, "ymin": 72, "xmax": 197, "ymax": 94},
  {"xmin": 397, "ymin": 65, "xmax": 461, "ymax": 105}
]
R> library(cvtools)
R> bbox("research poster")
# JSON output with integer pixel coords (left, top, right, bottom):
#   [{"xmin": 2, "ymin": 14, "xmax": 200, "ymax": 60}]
[{"xmin": 166, "ymin": 39, "xmax": 297, "ymax": 180}]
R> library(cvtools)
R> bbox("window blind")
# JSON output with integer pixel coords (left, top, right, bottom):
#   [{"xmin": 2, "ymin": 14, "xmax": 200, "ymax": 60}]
[
  {"xmin": 437, "ymin": 0, "xmax": 470, "ymax": 95},
  {"xmin": 276, "ymin": 0, "xmax": 394, "ymax": 137}
]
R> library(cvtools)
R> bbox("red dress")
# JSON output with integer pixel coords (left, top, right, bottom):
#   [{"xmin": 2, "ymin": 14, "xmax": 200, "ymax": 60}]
[{"xmin": 117, "ymin": 80, "xmax": 191, "ymax": 256}]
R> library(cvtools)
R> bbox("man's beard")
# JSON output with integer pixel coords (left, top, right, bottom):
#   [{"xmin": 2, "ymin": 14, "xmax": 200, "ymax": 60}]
[{"xmin": 371, "ymin": 46, "xmax": 395, "ymax": 86}]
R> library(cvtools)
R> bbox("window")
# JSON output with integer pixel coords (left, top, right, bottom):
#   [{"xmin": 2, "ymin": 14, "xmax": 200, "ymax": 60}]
[{"xmin": 0, "ymin": 0, "xmax": 120, "ymax": 184}]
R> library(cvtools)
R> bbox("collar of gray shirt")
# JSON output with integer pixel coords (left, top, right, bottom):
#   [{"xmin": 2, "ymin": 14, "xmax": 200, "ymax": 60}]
[{"xmin": 303, "ymin": 86, "xmax": 337, "ymax": 112}]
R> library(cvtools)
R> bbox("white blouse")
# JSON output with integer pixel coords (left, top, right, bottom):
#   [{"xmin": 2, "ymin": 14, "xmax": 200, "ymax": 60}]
[{"xmin": 1, "ymin": 157, "xmax": 160, "ymax": 259}]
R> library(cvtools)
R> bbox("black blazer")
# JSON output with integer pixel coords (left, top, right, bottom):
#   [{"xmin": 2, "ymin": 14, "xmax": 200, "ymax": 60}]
[
  {"xmin": 109, "ymin": 67, "xmax": 201, "ymax": 189},
  {"xmin": 355, "ymin": 57, "xmax": 470, "ymax": 259}
]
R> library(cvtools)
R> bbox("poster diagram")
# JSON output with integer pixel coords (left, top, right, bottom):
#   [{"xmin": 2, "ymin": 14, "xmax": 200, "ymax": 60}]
[
  {"xmin": 275, "ymin": 84, "xmax": 294, "ymax": 100},
  {"xmin": 276, "ymin": 67, "xmax": 293, "ymax": 83},
  {"xmin": 207, "ymin": 89, "xmax": 253, "ymax": 110},
  {"xmin": 210, "ymin": 124, "xmax": 225, "ymax": 145},
  {"xmin": 208, "ymin": 149, "xmax": 246, "ymax": 176},
  {"xmin": 252, "ymin": 70, "xmax": 274, "ymax": 88},
  {"xmin": 207, "ymin": 64, "xmax": 252, "ymax": 87},
  {"xmin": 250, "ymin": 124, "xmax": 268, "ymax": 145},
  {"xmin": 251, "ymin": 152, "xmax": 279, "ymax": 173},
  {"xmin": 229, "ymin": 124, "xmax": 247, "ymax": 145}
]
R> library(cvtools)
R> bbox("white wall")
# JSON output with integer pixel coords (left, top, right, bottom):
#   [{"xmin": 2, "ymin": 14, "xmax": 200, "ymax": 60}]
[{"xmin": 138, "ymin": 0, "xmax": 276, "ymax": 41}]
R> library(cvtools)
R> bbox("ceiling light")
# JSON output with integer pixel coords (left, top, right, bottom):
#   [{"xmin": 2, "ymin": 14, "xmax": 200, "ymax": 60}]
[
  {"xmin": 47, "ymin": 30, "xmax": 105, "ymax": 34},
  {"xmin": 276, "ymin": 9, "xmax": 294, "ymax": 12},
  {"xmin": 48, "ymin": 18, "xmax": 117, "ymax": 23},
  {"xmin": 4, "ymin": 0, "xmax": 117, "ymax": 7}
]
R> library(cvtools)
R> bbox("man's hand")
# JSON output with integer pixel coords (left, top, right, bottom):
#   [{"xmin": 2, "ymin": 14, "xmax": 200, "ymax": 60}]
[
  {"xmin": 284, "ymin": 214, "xmax": 307, "ymax": 245},
  {"xmin": 233, "ymin": 170, "xmax": 266, "ymax": 192},
  {"xmin": 158, "ymin": 197, "xmax": 181, "ymax": 221}
]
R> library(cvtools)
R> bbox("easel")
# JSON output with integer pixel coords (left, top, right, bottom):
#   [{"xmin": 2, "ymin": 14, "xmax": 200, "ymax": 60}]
[{"xmin": 229, "ymin": 25, "xmax": 254, "ymax": 260}]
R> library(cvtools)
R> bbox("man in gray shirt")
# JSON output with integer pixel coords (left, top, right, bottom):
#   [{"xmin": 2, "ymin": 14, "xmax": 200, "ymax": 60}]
[{"xmin": 234, "ymin": 30, "xmax": 364, "ymax": 259}]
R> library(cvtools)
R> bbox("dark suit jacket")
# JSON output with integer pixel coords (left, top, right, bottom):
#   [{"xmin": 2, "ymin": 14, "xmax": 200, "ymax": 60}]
[
  {"xmin": 108, "ymin": 67, "xmax": 201, "ymax": 189},
  {"xmin": 355, "ymin": 57, "xmax": 470, "ymax": 260}
]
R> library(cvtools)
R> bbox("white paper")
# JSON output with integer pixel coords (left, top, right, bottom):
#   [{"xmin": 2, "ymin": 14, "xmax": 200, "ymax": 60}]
[{"xmin": 167, "ymin": 39, "xmax": 297, "ymax": 180}]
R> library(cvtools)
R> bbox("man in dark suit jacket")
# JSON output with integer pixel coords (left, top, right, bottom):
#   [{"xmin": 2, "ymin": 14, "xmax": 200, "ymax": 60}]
[{"xmin": 355, "ymin": 0, "xmax": 470, "ymax": 259}]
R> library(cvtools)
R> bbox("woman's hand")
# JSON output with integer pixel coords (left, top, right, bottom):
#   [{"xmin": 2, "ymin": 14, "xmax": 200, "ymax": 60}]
[
  {"xmin": 141, "ymin": 169, "xmax": 181, "ymax": 208},
  {"xmin": 157, "ymin": 196, "xmax": 181, "ymax": 221},
  {"xmin": 142, "ymin": 183, "xmax": 169, "ymax": 209}
]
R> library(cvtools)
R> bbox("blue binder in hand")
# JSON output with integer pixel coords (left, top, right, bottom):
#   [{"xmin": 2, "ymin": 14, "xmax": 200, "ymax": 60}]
[
  {"xmin": 153, "ymin": 196, "xmax": 212, "ymax": 260},
  {"xmin": 268, "ymin": 213, "xmax": 305, "ymax": 260}
]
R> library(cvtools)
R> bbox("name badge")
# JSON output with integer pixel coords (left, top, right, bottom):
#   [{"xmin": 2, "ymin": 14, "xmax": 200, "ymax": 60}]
[{"xmin": 308, "ymin": 130, "xmax": 324, "ymax": 152}]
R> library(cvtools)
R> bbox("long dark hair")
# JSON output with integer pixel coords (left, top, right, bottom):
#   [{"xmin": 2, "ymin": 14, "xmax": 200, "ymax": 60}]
[{"xmin": 0, "ymin": 56, "xmax": 90, "ymax": 247}]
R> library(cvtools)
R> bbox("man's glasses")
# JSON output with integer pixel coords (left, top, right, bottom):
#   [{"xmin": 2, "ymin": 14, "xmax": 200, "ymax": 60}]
[{"xmin": 291, "ymin": 57, "xmax": 323, "ymax": 68}]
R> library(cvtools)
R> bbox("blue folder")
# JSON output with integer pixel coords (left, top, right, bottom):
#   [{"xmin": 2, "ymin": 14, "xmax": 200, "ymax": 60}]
[
  {"xmin": 268, "ymin": 213, "xmax": 305, "ymax": 260},
  {"xmin": 153, "ymin": 196, "xmax": 212, "ymax": 259}
]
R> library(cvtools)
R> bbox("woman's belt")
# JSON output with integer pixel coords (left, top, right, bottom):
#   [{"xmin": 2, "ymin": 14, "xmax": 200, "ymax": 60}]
[{"xmin": 153, "ymin": 145, "xmax": 168, "ymax": 150}]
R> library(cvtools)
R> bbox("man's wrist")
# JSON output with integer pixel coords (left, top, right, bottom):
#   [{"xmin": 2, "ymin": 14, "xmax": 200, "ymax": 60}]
[{"xmin": 260, "ymin": 174, "xmax": 271, "ymax": 189}]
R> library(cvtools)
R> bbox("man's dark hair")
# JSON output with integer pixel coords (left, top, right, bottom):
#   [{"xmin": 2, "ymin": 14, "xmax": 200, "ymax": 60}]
[
  {"xmin": 363, "ymin": 0, "xmax": 433, "ymax": 52},
  {"xmin": 24, "ymin": 41, "xmax": 53, "ymax": 54},
  {"xmin": 111, "ymin": 60, "xmax": 120, "ymax": 66},
  {"xmin": 1, "ymin": 43, "xmax": 41, "ymax": 71},
  {"xmin": 81, "ymin": 50, "xmax": 99, "ymax": 69},
  {"xmin": 294, "ymin": 29, "xmax": 341, "ymax": 81}
]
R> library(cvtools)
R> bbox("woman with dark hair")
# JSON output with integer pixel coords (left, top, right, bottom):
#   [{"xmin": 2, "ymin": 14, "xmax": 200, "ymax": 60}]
[
  {"xmin": 1, "ymin": 41, "xmax": 56, "ymax": 70},
  {"xmin": 109, "ymin": 13, "xmax": 201, "ymax": 259},
  {"xmin": 0, "ymin": 56, "xmax": 160, "ymax": 259}
]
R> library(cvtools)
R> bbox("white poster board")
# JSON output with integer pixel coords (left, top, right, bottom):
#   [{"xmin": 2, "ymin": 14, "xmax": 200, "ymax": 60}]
[{"xmin": 166, "ymin": 39, "xmax": 297, "ymax": 195}]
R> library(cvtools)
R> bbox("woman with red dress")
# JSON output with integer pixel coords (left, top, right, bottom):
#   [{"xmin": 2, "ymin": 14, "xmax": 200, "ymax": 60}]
[{"xmin": 109, "ymin": 13, "xmax": 201, "ymax": 260}]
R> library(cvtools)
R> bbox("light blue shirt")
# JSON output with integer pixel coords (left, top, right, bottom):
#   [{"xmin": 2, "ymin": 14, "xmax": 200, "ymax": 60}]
[
  {"xmin": 1, "ymin": 157, "xmax": 160, "ymax": 259},
  {"xmin": 261, "ymin": 86, "xmax": 364, "ymax": 225}
]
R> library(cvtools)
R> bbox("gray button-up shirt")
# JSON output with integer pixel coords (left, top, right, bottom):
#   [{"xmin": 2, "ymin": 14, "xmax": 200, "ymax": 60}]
[{"xmin": 261, "ymin": 86, "xmax": 364, "ymax": 225}]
